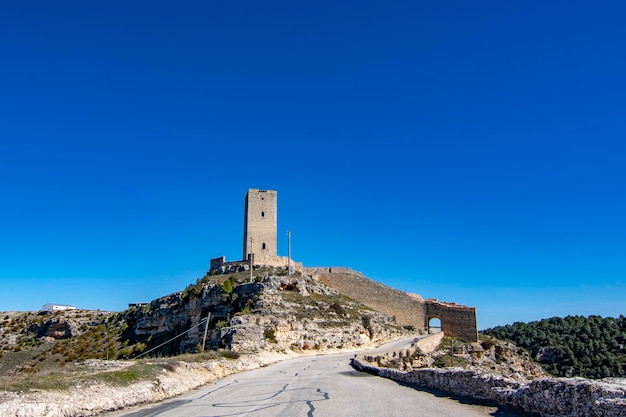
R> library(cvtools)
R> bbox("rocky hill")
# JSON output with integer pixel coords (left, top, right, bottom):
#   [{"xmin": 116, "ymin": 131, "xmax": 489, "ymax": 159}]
[
  {"xmin": 121, "ymin": 266, "xmax": 409, "ymax": 355},
  {"xmin": 0, "ymin": 267, "xmax": 410, "ymax": 390},
  {"xmin": 0, "ymin": 266, "xmax": 414, "ymax": 416}
]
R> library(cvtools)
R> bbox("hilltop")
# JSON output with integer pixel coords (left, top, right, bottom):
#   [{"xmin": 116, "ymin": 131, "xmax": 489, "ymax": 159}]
[{"xmin": 120, "ymin": 266, "xmax": 410, "ymax": 355}]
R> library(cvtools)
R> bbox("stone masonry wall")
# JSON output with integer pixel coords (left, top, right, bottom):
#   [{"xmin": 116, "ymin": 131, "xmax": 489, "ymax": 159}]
[
  {"xmin": 242, "ymin": 189, "xmax": 277, "ymax": 260},
  {"xmin": 426, "ymin": 300, "xmax": 478, "ymax": 342},
  {"xmin": 210, "ymin": 256, "xmax": 303, "ymax": 274},
  {"xmin": 351, "ymin": 357, "xmax": 626, "ymax": 417},
  {"xmin": 253, "ymin": 255, "xmax": 303, "ymax": 272},
  {"xmin": 304, "ymin": 267, "xmax": 427, "ymax": 333},
  {"xmin": 304, "ymin": 267, "xmax": 478, "ymax": 342}
]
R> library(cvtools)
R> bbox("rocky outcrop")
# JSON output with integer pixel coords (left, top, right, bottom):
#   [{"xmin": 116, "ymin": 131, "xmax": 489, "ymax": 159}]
[
  {"xmin": 352, "ymin": 358, "xmax": 626, "ymax": 416},
  {"xmin": 0, "ymin": 310, "xmax": 117, "ymax": 354},
  {"xmin": 121, "ymin": 268, "xmax": 409, "ymax": 356},
  {"xmin": 28, "ymin": 317, "xmax": 81, "ymax": 339},
  {"xmin": 534, "ymin": 346, "xmax": 560, "ymax": 363},
  {"xmin": 361, "ymin": 335, "xmax": 546, "ymax": 381}
]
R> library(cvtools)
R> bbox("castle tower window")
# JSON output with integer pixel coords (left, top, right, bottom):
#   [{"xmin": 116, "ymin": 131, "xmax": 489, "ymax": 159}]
[
  {"xmin": 262, "ymin": 243, "xmax": 266, "ymax": 250},
  {"xmin": 261, "ymin": 211, "xmax": 265, "ymax": 217}
]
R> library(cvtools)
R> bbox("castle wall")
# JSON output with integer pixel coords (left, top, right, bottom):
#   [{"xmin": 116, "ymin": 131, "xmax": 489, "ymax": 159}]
[
  {"xmin": 218, "ymin": 189, "xmax": 479, "ymax": 342},
  {"xmin": 251, "ymin": 254, "xmax": 303, "ymax": 272},
  {"xmin": 304, "ymin": 267, "xmax": 427, "ymax": 333},
  {"xmin": 210, "ymin": 256, "xmax": 226, "ymax": 271},
  {"xmin": 425, "ymin": 300, "xmax": 478, "ymax": 342},
  {"xmin": 303, "ymin": 267, "xmax": 478, "ymax": 342},
  {"xmin": 242, "ymin": 189, "xmax": 277, "ymax": 260},
  {"xmin": 210, "ymin": 256, "xmax": 303, "ymax": 274}
]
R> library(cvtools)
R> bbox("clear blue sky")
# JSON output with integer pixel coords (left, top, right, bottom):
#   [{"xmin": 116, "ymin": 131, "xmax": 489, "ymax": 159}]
[{"xmin": 1, "ymin": 1, "xmax": 624, "ymax": 329}]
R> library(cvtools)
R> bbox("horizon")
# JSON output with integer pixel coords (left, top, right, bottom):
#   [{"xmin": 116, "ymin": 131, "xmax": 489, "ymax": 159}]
[{"xmin": 1, "ymin": 1, "xmax": 624, "ymax": 330}]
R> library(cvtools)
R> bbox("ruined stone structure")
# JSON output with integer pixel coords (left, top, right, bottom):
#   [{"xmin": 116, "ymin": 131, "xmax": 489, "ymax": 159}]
[
  {"xmin": 209, "ymin": 189, "xmax": 478, "ymax": 342},
  {"xmin": 304, "ymin": 267, "xmax": 478, "ymax": 342},
  {"xmin": 425, "ymin": 299, "xmax": 478, "ymax": 343},
  {"xmin": 210, "ymin": 189, "xmax": 301, "ymax": 273}
]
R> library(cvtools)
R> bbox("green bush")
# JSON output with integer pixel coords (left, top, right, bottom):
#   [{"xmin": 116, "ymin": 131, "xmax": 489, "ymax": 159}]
[
  {"xmin": 220, "ymin": 279, "xmax": 233, "ymax": 294},
  {"xmin": 221, "ymin": 350, "xmax": 241, "ymax": 359},
  {"xmin": 480, "ymin": 336, "xmax": 496, "ymax": 350},
  {"xmin": 330, "ymin": 302, "xmax": 346, "ymax": 316},
  {"xmin": 264, "ymin": 328, "xmax": 277, "ymax": 343}
]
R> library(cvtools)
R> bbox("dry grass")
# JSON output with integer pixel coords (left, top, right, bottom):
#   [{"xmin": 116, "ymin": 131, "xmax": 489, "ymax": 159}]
[
  {"xmin": 0, "ymin": 309, "xmax": 153, "ymax": 392},
  {"xmin": 0, "ymin": 347, "xmax": 244, "ymax": 392}
]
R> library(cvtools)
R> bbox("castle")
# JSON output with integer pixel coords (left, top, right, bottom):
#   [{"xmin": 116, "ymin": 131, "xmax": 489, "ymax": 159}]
[
  {"xmin": 210, "ymin": 189, "xmax": 302, "ymax": 273},
  {"xmin": 211, "ymin": 188, "xmax": 478, "ymax": 342}
]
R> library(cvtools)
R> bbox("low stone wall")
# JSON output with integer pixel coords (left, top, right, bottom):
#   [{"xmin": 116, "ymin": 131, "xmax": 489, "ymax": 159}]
[
  {"xmin": 211, "ymin": 256, "xmax": 302, "ymax": 274},
  {"xmin": 414, "ymin": 332, "xmax": 444, "ymax": 354},
  {"xmin": 351, "ymin": 358, "xmax": 626, "ymax": 417}
]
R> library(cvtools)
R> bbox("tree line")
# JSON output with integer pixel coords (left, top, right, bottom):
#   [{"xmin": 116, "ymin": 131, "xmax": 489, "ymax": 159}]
[{"xmin": 482, "ymin": 315, "xmax": 626, "ymax": 379}]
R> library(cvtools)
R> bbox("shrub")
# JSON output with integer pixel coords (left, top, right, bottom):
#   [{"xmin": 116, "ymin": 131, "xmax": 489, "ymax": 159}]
[
  {"xmin": 237, "ymin": 306, "xmax": 251, "ymax": 315},
  {"xmin": 264, "ymin": 328, "xmax": 277, "ymax": 343},
  {"xmin": 220, "ymin": 279, "xmax": 233, "ymax": 294},
  {"xmin": 221, "ymin": 350, "xmax": 240, "ymax": 359},
  {"xmin": 433, "ymin": 355, "xmax": 448, "ymax": 368},
  {"xmin": 362, "ymin": 315, "xmax": 373, "ymax": 335},
  {"xmin": 480, "ymin": 337, "xmax": 496, "ymax": 350},
  {"xmin": 330, "ymin": 302, "xmax": 346, "ymax": 316}
]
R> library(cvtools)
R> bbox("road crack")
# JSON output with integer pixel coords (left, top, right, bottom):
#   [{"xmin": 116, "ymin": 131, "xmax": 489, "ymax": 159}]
[{"xmin": 306, "ymin": 387, "xmax": 330, "ymax": 416}]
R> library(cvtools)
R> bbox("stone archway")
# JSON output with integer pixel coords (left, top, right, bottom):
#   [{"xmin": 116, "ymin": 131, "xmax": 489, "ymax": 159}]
[
  {"xmin": 428, "ymin": 317, "xmax": 442, "ymax": 334},
  {"xmin": 424, "ymin": 300, "xmax": 478, "ymax": 342}
]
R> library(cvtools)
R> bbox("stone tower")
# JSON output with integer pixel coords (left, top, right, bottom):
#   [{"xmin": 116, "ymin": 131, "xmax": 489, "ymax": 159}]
[{"xmin": 242, "ymin": 189, "xmax": 277, "ymax": 262}]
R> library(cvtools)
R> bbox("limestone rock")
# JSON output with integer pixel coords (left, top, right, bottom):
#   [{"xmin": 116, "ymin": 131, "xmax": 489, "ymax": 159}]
[
  {"xmin": 534, "ymin": 346, "xmax": 559, "ymax": 363},
  {"xmin": 29, "ymin": 317, "xmax": 81, "ymax": 339},
  {"xmin": 353, "ymin": 352, "xmax": 626, "ymax": 417},
  {"xmin": 121, "ymin": 268, "xmax": 409, "ymax": 356}
]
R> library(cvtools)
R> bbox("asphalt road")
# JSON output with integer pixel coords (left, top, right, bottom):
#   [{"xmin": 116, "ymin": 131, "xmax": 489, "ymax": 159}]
[{"xmin": 108, "ymin": 339, "xmax": 532, "ymax": 417}]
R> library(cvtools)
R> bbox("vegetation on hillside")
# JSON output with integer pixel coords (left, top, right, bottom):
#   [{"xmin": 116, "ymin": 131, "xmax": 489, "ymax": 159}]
[{"xmin": 482, "ymin": 315, "xmax": 626, "ymax": 379}]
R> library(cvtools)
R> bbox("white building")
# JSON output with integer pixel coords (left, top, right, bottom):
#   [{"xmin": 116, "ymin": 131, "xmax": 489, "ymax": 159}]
[{"xmin": 41, "ymin": 303, "xmax": 76, "ymax": 312}]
